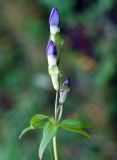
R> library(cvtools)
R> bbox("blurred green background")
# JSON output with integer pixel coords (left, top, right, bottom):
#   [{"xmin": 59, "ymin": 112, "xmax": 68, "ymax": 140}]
[{"xmin": 0, "ymin": 0, "xmax": 117, "ymax": 160}]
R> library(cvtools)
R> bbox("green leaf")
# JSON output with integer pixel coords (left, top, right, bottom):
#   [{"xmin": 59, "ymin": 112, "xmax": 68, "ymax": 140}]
[
  {"xmin": 19, "ymin": 114, "xmax": 48, "ymax": 139},
  {"xmin": 60, "ymin": 119, "xmax": 92, "ymax": 129},
  {"xmin": 61, "ymin": 126, "xmax": 92, "ymax": 139},
  {"xmin": 60, "ymin": 119, "xmax": 92, "ymax": 139},
  {"xmin": 39, "ymin": 121, "xmax": 58, "ymax": 160},
  {"xmin": 19, "ymin": 121, "xmax": 47, "ymax": 139},
  {"xmin": 49, "ymin": 117, "xmax": 57, "ymax": 126},
  {"xmin": 19, "ymin": 126, "xmax": 32, "ymax": 139},
  {"xmin": 30, "ymin": 114, "xmax": 48, "ymax": 128}
]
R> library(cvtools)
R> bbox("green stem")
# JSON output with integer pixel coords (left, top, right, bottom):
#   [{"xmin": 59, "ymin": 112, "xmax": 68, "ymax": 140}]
[
  {"xmin": 53, "ymin": 136, "xmax": 58, "ymax": 160},
  {"xmin": 53, "ymin": 91, "xmax": 59, "ymax": 160},
  {"xmin": 58, "ymin": 105, "xmax": 63, "ymax": 122},
  {"xmin": 55, "ymin": 91, "xmax": 59, "ymax": 120}
]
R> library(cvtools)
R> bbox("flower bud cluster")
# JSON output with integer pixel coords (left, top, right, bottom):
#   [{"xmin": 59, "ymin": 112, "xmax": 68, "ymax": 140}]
[
  {"xmin": 46, "ymin": 8, "xmax": 70, "ymax": 103},
  {"xmin": 46, "ymin": 8, "xmax": 61, "ymax": 90}
]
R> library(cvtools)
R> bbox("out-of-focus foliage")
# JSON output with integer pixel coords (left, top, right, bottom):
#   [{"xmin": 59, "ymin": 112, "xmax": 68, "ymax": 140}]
[{"xmin": 0, "ymin": 0, "xmax": 117, "ymax": 160}]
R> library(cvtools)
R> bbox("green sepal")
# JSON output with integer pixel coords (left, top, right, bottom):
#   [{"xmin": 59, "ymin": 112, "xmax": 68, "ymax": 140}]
[
  {"xmin": 60, "ymin": 119, "xmax": 92, "ymax": 139},
  {"xmin": 48, "ymin": 64, "xmax": 60, "ymax": 76},
  {"xmin": 54, "ymin": 32, "xmax": 64, "ymax": 48},
  {"xmin": 48, "ymin": 65, "xmax": 62, "ymax": 90},
  {"xmin": 39, "ymin": 121, "xmax": 59, "ymax": 160},
  {"xmin": 30, "ymin": 114, "xmax": 48, "ymax": 128},
  {"xmin": 54, "ymin": 32, "xmax": 64, "ymax": 65}
]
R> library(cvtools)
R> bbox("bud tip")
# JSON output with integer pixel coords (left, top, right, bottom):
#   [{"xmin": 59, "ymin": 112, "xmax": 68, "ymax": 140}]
[{"xmin": 49, "ymin": 8, "xmax": 60, "ymax": 26}]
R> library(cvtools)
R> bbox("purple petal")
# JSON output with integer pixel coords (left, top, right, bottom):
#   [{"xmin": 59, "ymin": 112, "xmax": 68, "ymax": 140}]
[
  {"xmin": 46, "ymin": 40, "xmax": 57, "ymax": 56},
  {"xmin": 49, "ymin": 8, "xmax": 60, "ymax": 26},
  {"xmin": 64, "ymin": 77, "xmax": 70, "ymax": 87}
]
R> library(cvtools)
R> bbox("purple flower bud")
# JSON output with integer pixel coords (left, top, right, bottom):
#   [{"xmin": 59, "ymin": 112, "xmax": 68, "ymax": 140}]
[
  {"xmin": 46, "ymin": 40, "xmax": 57, "ymax": 66},
  {"xmin": 46, "ymin": 40, "xmax": 57, "ymax": 56},
  {"xmin": 59, "ymin": 77, "xmax": 70, "ymax": 104},
  {"xmin": 49, "ymin": 8, "xmax": 60, "ymax": 26},
  {"xmin": 64, "ymin": 77, "xmax": 70, "ymax": 87}
]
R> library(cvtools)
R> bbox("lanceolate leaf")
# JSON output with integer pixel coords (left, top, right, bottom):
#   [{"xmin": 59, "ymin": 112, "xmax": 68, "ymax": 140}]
[
  {"xmin": 61, "ymin": 126, "xmax": 91, "ymax": 139},
  {"xmin": 19, "ymin": 126, "xmax": 32, "ymax": 139},
  {"xmin": 39, "ymin": 121, "xmax": 58, "ymax": 160},
  {"xmin": 60, "ymin": 119, "xmax": 92, "ymax": 139},
  {"xmin": 19, "ymin": 114, "xmax": 48, "ymax": 139},
  {"xmin": 30, "ymin": 114, "xmax": 48, "ymax": 128},
  {"xmin": 60, "ymin": 119, "xmax": 92, "ymax": 129}
]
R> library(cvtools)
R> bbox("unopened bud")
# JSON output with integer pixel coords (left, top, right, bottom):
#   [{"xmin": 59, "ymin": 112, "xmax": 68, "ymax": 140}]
[
  {"xmin": 46, "ymin": 40, "xmax": 57, "ymax": 67},
  {"xmin": 59, "ymin": 77, "xmax": 70, "ymax": 104},
  {"xmin": 49, "ymin": 8, "xmax": 60, "ymax": 35}
]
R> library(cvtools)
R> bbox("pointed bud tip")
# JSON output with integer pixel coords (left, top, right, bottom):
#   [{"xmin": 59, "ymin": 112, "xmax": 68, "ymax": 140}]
[
  {"xmin": 46, "ymin": 40, "xmax": 57, "ymax": 56},
  {"xmin": 49, "ymin": 8, "xmax": 60, "ymax": 26},
  {"xmin": 65, "ymin": 77, "xmax": 70, "ymax": 87}
]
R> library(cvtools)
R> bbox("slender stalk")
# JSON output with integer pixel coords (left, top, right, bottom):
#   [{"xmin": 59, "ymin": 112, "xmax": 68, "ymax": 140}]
[
  {"xmin": 57, "ymin": 105, "xmax": 61, "ymax": 113},
  {"xmin": 55, "ymin": 91, "xmax": 59, "ymax": 120},
  {"xmin": 53, "ymin": 91, "xmax": 59, "ymax": 160},
  {"xmin": 53, "ymin": 136, "xmax": 58, "ymax": 160},
  {"xmin": 58, "ymin": 105, "xmax": 63, "ymax": 122}
]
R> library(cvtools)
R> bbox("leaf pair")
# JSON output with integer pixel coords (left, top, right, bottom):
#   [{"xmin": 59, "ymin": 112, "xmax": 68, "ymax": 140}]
[
  {"xmin": 19, "ymin": 115, "xmax": 92, "ymax": 160},
  {"xmin": 39, "ymin": 118, "xmax": 92, "ymax": 159}
]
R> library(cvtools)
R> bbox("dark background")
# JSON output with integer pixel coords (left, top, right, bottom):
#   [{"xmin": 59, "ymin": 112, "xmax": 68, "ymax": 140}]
[{"xmin": 0, "ymin": 0, "xmax": 117, "ymax": 160}]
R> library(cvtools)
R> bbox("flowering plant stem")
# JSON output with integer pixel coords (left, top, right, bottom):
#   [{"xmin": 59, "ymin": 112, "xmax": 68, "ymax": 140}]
[
  {"xmin": 53, "ymin": 136, "xmax": 58, "ymax": 160},
  {"xmin": 58, "ymin": 105, "xmax": 63, "ymax": 122},
  {"xmin": 55, "ymin": 91, "xmax": 59, "ymax": 120},
  {"xmin": 19, "ymin": 8, "xmax": 92, "ymax": 160},
  {"xmin": 53, "ymin": 90, "xmax": 59, "ymax": 160}
]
